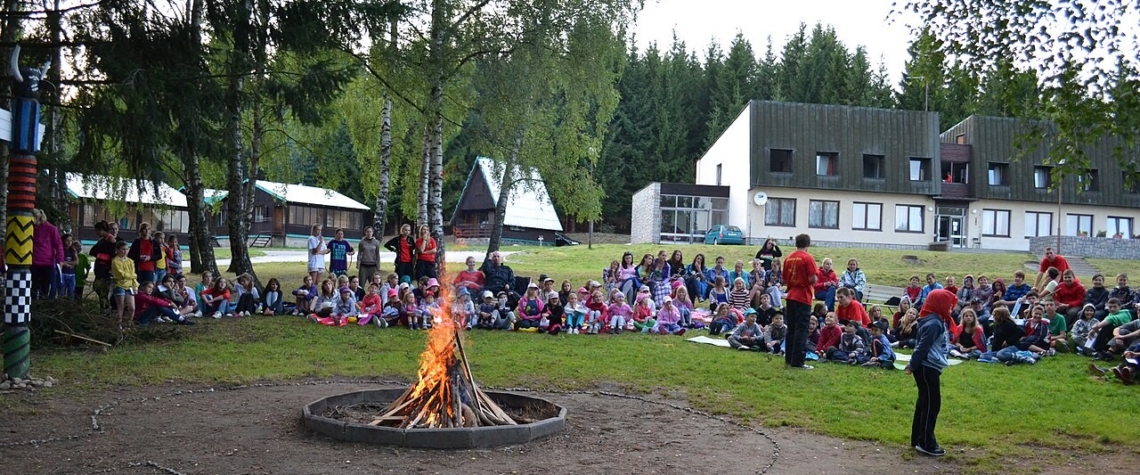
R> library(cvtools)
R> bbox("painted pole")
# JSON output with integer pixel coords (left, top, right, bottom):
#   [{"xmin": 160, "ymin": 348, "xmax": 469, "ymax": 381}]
[{"xmin": 3, "ymin": 45, "xmax": 48, "ymax": 380}]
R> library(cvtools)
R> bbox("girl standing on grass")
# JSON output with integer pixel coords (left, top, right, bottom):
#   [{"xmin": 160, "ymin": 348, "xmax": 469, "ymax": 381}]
[
  {"xmin": 111, "ymin": 241, "xmax": 137, "ymax": 328},
  {"xmin": 414, "ymin": 224, "xmax": 438, "ymax": 280},
  {"xmin": 261, "ymin": 278, "xmax": 284, "ymax": 315},
  {"xmin": 202, "ymin": 277, "xmax": 233, "ymax": 318},
  {"xmin": 907, "ymin": 289, "xmax": 952, "ymax": 458}
]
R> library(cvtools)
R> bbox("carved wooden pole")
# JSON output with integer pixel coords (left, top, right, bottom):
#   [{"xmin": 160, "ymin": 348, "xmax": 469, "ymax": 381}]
[{"xmin": 3, "ymin": 45, "xmax": 47, "ymax": 380}]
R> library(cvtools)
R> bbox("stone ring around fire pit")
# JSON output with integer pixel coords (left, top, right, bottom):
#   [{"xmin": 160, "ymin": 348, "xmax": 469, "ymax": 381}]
[{"xmin": 303, "ymin": 388, "xmax": 567, "ymax": 449}]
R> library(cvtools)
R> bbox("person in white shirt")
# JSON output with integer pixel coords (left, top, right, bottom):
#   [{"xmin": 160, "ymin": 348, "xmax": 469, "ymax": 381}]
[{"xmin": 308, "ymin": 224, "xmax": 330, "ymax": 283}]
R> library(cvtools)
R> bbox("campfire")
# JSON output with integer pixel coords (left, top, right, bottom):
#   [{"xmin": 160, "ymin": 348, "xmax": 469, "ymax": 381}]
[{"xmin": 371, "ymin": 284, "xmax": 517, "ymax": 428}]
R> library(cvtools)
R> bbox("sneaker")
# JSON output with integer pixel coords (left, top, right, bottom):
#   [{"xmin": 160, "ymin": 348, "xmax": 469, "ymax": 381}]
[
  {"xmin": 212, "ymin": 312, "xmax": 222, "ymax": 319},
  {"xmin": 1088, "ymin": 362, "xmax": 1107, "ymax": 376},
  {"xmin": 193, "ymin": 311, "xmax": 202, "ymax": 318},
  {"xmin": 948, "ymin": 349, "xmax": 963, "ymax": 358},
  {"xmin": 790, "ymin": 364, "xmax": 814, "ymax": 370},
  {"xmin": 914, "ymin": 445, "xmax": 945, "ymax": 457},
  {"xmin": 177, "ymin": 318, "xmax": 196, "ymax": 326},
  {"xmin": 1122, "ymin": 367, "xmax": 1135, "ymax": 385},
  {"xmin": 737, "ymin": 346, "xmax": 751, "ymax": 351},
  {"xmin": 1046, "ymin": 348, "xmax": 1057, "ymax": 357},
  {"xmin": 676, "ymin": 328, "xmax": 686, "ymax": 337},
  {"xmin": 225, "ymin": 313, "xmax": 234, "ymax": 318},
  {"xmin": 861, "ymin": 361, "xmax": 878, "ymax": 367}
]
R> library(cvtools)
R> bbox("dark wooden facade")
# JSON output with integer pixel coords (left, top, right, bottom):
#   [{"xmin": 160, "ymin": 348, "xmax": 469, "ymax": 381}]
[
  {"xmin": 68, "ymin": 201, "xmax": 189, "ymax": 244},
  {"xmin": 209, "ymin": 187, "xmax": 366, "ymax": 239},
  {"xmin": 450, "ymin": 162, "xmax": 560, "ymax": 242},
  {"xmin": 660, "ymin": 183, "xmax": 731, "ymax": 198},
  {"xmin": 748, "ymin": 100, "xmax": 942, "ymax": 195},
  {"xmin": 941, "ymin": 115, "xmax": 1140, "ymax": 208}
]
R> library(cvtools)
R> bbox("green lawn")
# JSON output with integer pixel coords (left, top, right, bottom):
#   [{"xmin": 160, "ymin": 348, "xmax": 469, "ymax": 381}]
[
  {"xmin": 210, "ymin": 248, "xmax": 266, "ymax": 260},
  {"xmin": 28, "ymin": 244, "xmax": 1140, "ymax": 473}
]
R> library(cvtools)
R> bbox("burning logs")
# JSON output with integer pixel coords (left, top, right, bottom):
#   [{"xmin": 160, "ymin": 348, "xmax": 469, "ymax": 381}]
[{"xmin": 372, "ymin": 302, "xmax": 516, "ymax": 429}]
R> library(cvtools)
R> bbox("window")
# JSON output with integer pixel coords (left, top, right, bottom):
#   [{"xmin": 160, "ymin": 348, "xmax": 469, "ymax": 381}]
[
  {"xmin": 1066, "ymin": 214, "xmax": 1093, "ymax": 236},
  {"xmin": 253, "ymin": 205, "xmax": 269, "ymax": 223},
  {"xmin": 1024, "ymin": 211, "xmax": 1052, "ymax": 238},
  {"xmin": 1107, "ymin": 216, "xmax": 1133, "ymax": 239},
  {"xmin": 1079, "ymin": 169, "xmax": 1099, "ymax": 192},
  {"xmin": 987, "ymin": 163, "xmax": 1009, "ymax": 186},
  {"xmin": 808, "ymin": 200, "xmax": 839, "ymax": 229},
  {"xmin": 770, "ymin": 149, "xmax": 793, "ymax": 174},
  {"xmin": 715, "ymin": 164, "xmax": 722, "ymax": 185},
  {"xmin": 909, "ymin": 157, "xmax": 931, "ymax": 181},
  {"xmin": 852, "ymin": 202, "xmax": 882, "ymax": 230},
  {"xmin": 816, "ymin": 152, "xmax": 838, "ymax": 176},
  {"xmin": 862, "ymin": 154, "xmax": 885, "ymax": 179},
  {"xmin": 982, "ymin": 209, "xmax": 1011, "ymax": 237},
  {"xmin": 1034, "ymin": 166, "xmax": 1052, "ymax": 189},
  {"xmin": 895, "ymin": 205, "xmax": 924, "ymax": 233},
  {"xmin": 290, "ymin": 205, "xmax": 320, "ymax": 227},
  {"xmin": 955, "ymin": 134, "xmax": 966, "ymax": 144},
  {"xmin": 765, "ymin": 198, "xmax": 795, "ymax": 227}
]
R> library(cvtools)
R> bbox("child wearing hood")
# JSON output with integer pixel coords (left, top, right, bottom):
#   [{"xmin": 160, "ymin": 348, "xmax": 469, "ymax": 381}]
[
  {"xmin": 452, "ymin": 287, "xmax": 476, "ymax": 329},
  {"xmin": 907, "ymin": 289, "xmax": 953, "ymax": 457},
  {"xmin": 1071, "ymin": 303, "xmax": 1098, "ymax": 354},
  {"xmin": 654, "ymin": 296, "xmax": 686, "ymax": 335}
]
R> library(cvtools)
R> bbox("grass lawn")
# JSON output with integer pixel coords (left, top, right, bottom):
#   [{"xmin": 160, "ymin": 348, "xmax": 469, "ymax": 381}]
[
  {"xmin": 29, "ymin": 244, "xmax": 1140, "ymax": 472},
  {"xmin": 210, "ymin": 248, "xmax": 267, "ymax": 260}
]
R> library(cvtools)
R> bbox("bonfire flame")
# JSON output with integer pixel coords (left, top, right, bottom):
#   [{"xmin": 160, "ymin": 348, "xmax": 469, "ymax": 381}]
[{"xmin": 373, "ymin": 270, "xmax": 516, "ymax": 429}]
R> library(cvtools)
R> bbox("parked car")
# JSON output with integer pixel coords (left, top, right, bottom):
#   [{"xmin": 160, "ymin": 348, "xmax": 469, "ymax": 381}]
[
  {"xmin": 554, "ymin": 232, "xmax": 580, "ymax": 246},
  {"xmin": 704, "ymin": 225, "xmax": 744, "ymax": 245}
]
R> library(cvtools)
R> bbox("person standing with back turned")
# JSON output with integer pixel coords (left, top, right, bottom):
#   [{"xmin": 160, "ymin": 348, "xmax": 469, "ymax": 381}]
[
  {"xmin": 782, "ymin": 234, "xmax": 818, "ymax": 369},
  {"xmin": 907, "ymin": 288, "xmax": 954, "ymax": 457}
]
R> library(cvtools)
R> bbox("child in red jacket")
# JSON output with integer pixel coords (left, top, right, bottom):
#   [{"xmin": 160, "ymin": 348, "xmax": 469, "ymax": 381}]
[{"xmin": 135, "ymin": 281, "xmax": 194, "ymax": 325}]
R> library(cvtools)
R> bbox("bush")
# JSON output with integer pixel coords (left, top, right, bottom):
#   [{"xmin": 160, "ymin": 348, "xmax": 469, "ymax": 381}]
[{"xmin": 27, "ymin": 298, "xmax": 185, "ymax": 349}]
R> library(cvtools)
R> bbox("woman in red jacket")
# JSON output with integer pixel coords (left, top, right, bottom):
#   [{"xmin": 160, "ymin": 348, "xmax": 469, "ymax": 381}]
[{"xmin": 414, "ymin": 224, "xmax": 438, "ymax": 280}]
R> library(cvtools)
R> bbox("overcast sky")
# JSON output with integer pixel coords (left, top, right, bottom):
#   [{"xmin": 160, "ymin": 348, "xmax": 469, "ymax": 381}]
[{"xmin": 632, "ymin": 0, "xmax": 917, "ymax": 83}]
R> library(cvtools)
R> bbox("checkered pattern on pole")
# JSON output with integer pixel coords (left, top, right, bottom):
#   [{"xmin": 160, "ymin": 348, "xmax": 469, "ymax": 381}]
[{"xmin": 4, "ymin": 271, "xmax": 32, "ymax": 324}]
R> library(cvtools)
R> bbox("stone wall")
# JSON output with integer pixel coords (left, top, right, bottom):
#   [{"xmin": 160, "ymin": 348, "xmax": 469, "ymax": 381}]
[
  {"xmin": 1029, "ymin": 235, "xmax": 1140, "ymax": 260},
  {"xmin": 631, "ymin": 183, "xmax": 660, "ymax": 244}
]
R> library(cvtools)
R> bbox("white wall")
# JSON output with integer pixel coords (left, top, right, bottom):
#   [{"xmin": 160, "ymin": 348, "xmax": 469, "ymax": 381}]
[
  {"xmin": 744, "ymin": 187, "xmax": 938, "ymax": 247},
  {"xmin": 695, "ymin": 105, "xmax": 752, "ymax": 232},
  {"xmin": 967, "ymin": 200, "xmax": 1140, "ymax": 252}
]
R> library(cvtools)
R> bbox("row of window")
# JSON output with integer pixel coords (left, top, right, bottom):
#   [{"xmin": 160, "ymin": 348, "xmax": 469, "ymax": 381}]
[
  {"xmin": 770, "ymin": 149, "xmax": 928, "ymax": 181},
  {"xmin": 763, "ymin": 198, "xmax": 924, "ymax": 233},
  {"xmin": 771, "ymin": 149, "xmax": 1135, "ymax": 193},
  {"xmin": 762, "ymin": 198, "xmax": 1135, "ymax": 238},
  {"xmin": 288, "ymin": 205, "xmax": 362, "ymax": 231},
  {"xmin": 80, "ymin": 203, "xmax": 190, "ymax": 234},
  {"xmin": 982, "ymin": 210, "xmax": 1134, "ymax": 239}
]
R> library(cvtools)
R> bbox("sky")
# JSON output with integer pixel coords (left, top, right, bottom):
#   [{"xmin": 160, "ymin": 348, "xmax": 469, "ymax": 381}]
[{"xmin": 632, "ymin": 0, "xmax": 917, "ymax": 83}]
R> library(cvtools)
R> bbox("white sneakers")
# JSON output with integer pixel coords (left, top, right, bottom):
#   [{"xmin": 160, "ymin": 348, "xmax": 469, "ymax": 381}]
[{"xmin": 212, "ymin": 312, "xmax": 222, "ymax": 319}]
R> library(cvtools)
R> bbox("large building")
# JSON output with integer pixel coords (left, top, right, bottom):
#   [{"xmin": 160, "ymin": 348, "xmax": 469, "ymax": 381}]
[
  {"xmin": 450, "ymin": 157, "xmax": 563, "ymax": 244},
  {"xmin": 633, "ymin": 100, "xmax": 1140, "ymax": 251}
]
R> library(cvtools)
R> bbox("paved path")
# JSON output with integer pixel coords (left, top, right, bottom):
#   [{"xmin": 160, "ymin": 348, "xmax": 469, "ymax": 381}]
[
  {"xmin": 1021, "ymin": 256, "xmax": 1102, "ymax": 276},
  {"xmin": 216, "ymin": 249, "xmax": 514, "ymax": 267}
]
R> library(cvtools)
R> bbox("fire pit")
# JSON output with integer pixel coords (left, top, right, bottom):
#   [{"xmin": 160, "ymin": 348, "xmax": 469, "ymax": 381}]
[
  {"xmin": 302, "ymin": 389, "xmax": 566, "ymax": 448},
  {"xmin": 302, "ymin": 279, "xmax": 566, "ymax": 448}
]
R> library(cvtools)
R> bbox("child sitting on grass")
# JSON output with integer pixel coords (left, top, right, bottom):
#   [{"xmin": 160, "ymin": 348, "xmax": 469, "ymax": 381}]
[
  {"xmin": 330, "ymin": 286, "xmax": 358, "ymax": 326},
  {"xmin": 950, "ymin": 308, "xmax": 986, "ymax": 359},
  {"xmin": 564, "ymin": 291, "xmax": 587, "ymax": 334},
  {"xmin": 828, "ymin": 319, "xmax": 866, "ymax": 364},
  {"xmin": 707, "ymin": 302, "xmax": 737, "ymax": 336},
  {"xmin": 654, "ymin": 296, "xmax": 686, "ymax": 336},
  {"xmin": 606, "ymin": 291, "xmax": 632, "ymax": 334},
  {"xmin": 202, "ymin": 276, "xmax": 233, "ymax": 319},
  {"xmin": 1020, "ymin": 304, "xmax": 1051, "ymax": 354},
  {"xmin": 895, "ymin": 308, "xmax": 919, "ymax": 349},
  {"xmin": 1071, "ymin": 304, "xmax": 1098, "ymax": 355},
  {"xmin": 261, "ymin": 278, "xmax": 284, "ymax": 315},
  {"xmin": 764, "ymin": 312, "xmax": 787, "ymax": 354},
  {"xmin": 585, "ymin": 290, "xmax": 608, "ymax": 334},
  {"xmin": 544, "ymin": 292, "xmax": 565, "ymax": 335},
  {"xmin": 632, "ymin": 296, "xmax": 657, "ymax": 333},
  {"xmin": 728, "ymin": 308, "xmax": 763, "ymax": 351},
  {"xmin": 378, "ymin": 289, "xmax": 405, "ymax": 328},
  {"xmin": 863, "ymin": 321, "xmax": 895, "ymax": 368},
  {"xmin": 292, "ymin": 275, "xmax": 317, "ymax": 315},
  {"xmin": 233, "ymin": 273, "xmax": 259, "ymax": 317},
  {"xmin": 135, "ymin": 281, "xmax": 194, "ymax": 326},
  {"xmin": 357, "ymin": 283, "xmax": 383, "ymax": 326},
  {"xmin": 817, "ymin": 312, "xmax": 841, "ymax": 357}
]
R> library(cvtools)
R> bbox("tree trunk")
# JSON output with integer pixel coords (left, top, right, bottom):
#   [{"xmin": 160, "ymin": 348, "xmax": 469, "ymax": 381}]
[
  {"xmin": 183, "ymin": 0, "xmax": 217, "ymax": 276},
  {"xmin": 428, "ymin": 108, "xmax": 445, "ymax": 269},
  {"xmin": 418, "ymin": 122, "xmax": 430, "ymax": 227},
  {"xmin": 224, "ymin": 0, "xmax": 255, "ymax": 278},
  {"xmin": 374, "ymin": 94, "xmax": 392, "ymax": 236},
  {"xmin": 487, "ymin": 132, "xmax": 523, "ymax": 256}
]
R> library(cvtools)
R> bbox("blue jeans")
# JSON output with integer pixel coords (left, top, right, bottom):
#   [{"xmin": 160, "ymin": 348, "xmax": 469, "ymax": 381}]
[
  {"xmin": 155, "ymin": 270, "xmax": 167, "ymax": 284},
  {"xmin": 816, "ymin": 287, "xmax": 837, "ymax": 312},
  {"xmin": 137, "ymin": 271, "xmax": 156, "ymax": 284},
  {"xmin": 566, "ymin": 311, "xmax": 585, "ymax": 329},
  {"xmin": 138, "ymin": 305, "xmax": 179, "ymax": 324},
  {"xmin": 205, "ymin": 299, "xmax": 230, "ymax": 315},
  {"xmin": 60, "ymin": 273, "xmax": 76, "ymax": 299},
  {"xmin": 981, "ymin": 346, "xmax": 1019, "ymax": 362}
]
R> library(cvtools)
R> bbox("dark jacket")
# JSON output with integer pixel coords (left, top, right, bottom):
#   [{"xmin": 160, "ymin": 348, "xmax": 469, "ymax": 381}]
[
  {"xmin": 481, "ymin": 260, "xmax": 515, "ymax": 293},
  {"xmin": 383, "ymin": 235, "xmax": 416, "ymax": 264}
]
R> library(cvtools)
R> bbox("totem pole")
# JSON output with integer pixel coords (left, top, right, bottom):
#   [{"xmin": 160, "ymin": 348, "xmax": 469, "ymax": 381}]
[{"xmin": 3, "ymin": 45, "xmax": 48, "ymax": 380}]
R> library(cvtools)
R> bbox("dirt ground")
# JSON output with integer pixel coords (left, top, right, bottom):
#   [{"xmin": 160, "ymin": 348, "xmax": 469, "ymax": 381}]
[{"xmin": 0, "ymin": 382, "xmax": 1129, "ymax": 475}]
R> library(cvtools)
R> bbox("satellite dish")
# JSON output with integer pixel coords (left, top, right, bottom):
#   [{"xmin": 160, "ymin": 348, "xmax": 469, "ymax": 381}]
[{"xmin": 753, "ymin": 191, "xmax": 768, "ymax": 206}]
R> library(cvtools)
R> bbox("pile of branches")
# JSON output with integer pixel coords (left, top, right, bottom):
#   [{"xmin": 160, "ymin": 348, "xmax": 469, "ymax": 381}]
[{"xmin": 27, "ymin": 299, "xmax": 186, "ymax": 348}]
